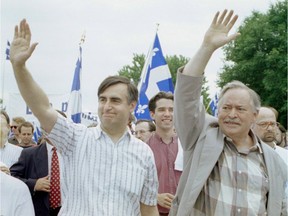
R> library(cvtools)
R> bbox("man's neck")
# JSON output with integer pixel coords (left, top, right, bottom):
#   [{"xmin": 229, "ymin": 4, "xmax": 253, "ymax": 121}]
[
  {"xmin": 264, "ymin": 141, "xmax": 275, "ymax": 149},
  {"xmin": 155, "ymin": 128, "xmax": 175, "ymax": 144},
  {"xmin": 100, "ymin": 125, "xmax": 127, "ymax": 144},
  {"xmin": 231, "ymin": 134, "xmax": 254, "ymax": 150}
]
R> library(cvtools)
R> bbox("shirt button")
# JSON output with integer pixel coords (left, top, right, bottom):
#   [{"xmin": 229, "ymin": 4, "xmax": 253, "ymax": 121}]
[
  {"xmin": 238, "ymin": 189, "xmax": 242, "ymax": 192},
  {"xmin": 238, "ymin": 170, "xmax": 242, "ymax": 174},
  {"xmin": 237, "ymin": 209, "xmax": 241, "ymax": 212}
]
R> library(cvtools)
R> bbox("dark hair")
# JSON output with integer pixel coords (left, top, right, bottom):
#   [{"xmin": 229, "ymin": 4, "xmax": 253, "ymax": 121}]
[
  {"xmin": 18, "ymin": 121, "xmax": 34, "ymax": 133},
  {"xmin": 135, "ymin": 119, "xmax": 156, "ymax": 132},
  {"xmin": 1, "ymin": 110, "xmax": 10, "ymax": 124},
  {"xmin": 98, "ymin": 76, "xmax": 138, "ymax": 104},
  {"xmin": 148, "ymin": 91, "xmax": 174, "ymax": 113}
]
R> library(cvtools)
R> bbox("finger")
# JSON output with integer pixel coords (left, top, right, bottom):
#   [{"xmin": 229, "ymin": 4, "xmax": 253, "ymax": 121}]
[
  {"xmin": 28, "ymin": 43, "xmax": 38, "ymax": 56},
  {"xmin": 227, "ymin": 15, "xmax": 239, "ymax": 32},
  {"xmin": 217, "ymin": 9, "xmax": 228, "ymax": 24},
  {"xmin": 167, "ymin": 193, "xmax": 175, "ymax": 199},
  {"xmin": 25, "ymin": 22, "xmax": 32, "ymax": 42},
  {"xmin": 14, "ymin": 25, "xmax": 19, "ymax": 39},
  {"xmin": 20, "ymin": 19, "xmax": 26, "ymax": 38},
  {"xmin": 211, "ymin": 11, "xmax": 220, "ymax": 26},
  {"xmin": 223, "ymin": 10, "xmax": 234, "ymax": 26},
  {"xmin": 227, "ymin": 33, "xmax": 241, "ymax": 43}
]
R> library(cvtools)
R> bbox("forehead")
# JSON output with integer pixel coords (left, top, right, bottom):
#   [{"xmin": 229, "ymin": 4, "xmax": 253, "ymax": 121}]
[
  {"xmin": 21, "ymin": 126, "xmax": 33, "ymax": 133},
  {"xmin": 99, "ymin": 84, "xmax": 128, "ymax": 99},
  {"xmin": 155, "ymin": 98, "xmax": 174, "ymax": 108},
  {"xmin": 257, "ymin": 108, "xmax": 276, "ymax": 122},
  {"xmin": 221, "ymin": 89, "xmax": 251, "ymax": 106},
  {"xmin": 135, "ymin": 122, "xmax": 149, "ymax": 130}
]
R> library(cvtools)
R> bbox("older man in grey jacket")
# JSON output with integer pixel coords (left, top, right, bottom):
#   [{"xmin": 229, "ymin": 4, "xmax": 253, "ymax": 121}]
[{"xmin": 170, "ymin": 9, "xmax": 288, "ymax": 216}]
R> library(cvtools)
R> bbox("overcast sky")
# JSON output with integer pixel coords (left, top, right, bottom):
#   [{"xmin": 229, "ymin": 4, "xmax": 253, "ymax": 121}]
[{"xmin": 1, "ymin": 0, "xmax": 278, "ymax": 112}]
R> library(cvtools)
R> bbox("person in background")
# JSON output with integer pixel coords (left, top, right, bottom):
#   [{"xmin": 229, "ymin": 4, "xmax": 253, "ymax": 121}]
[
  {"xmin": 9, "ymin": 19, "xmax": 159, "ymax": 216},
  {"xmin": 8, "ymin": 116, "xmax": 25, "ymax": 145},
  {"xmin": 135, "ymin": 119, "xmax": 155, "ymax": 142},
  {"xmin": 275, "ymin": 123, "xmax": 287, "ymax": 148},
  {"xmin": 0, "ymin": 165, "xmax": 35, "ymax": 216},
  {"xmin": 171, "ymin": 10, "xmax": 287, "ymax": 215},
  {"xmin": 11, "ymin": 110, "xmax": 67, "ymax": 216},
  {"xmin": 253, "ymin": 106, "xmax": 288, "ymax": 166},
  {"xmin": 0, "ymin": 110, "xmax": 23, "ymax": 170},
  {"xmin": 147, "ymin": 91, "xmax": 182, "ymax": 216},
  {"xmin": 18, "ymin": 121, "xmax": 37, "ymax": 148}
]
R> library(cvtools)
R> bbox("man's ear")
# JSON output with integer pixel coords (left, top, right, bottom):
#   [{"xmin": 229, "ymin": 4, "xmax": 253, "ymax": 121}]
[
  {"xmin": 129, "ymin": 101, "xmax": 136, "ymax": 112},
  {"xmin": 150, "ymin": 111, "xmax": 155, "ymax": 120}
]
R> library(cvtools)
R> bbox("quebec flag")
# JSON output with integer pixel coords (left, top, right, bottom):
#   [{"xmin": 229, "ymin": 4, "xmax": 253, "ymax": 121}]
[
  {"xmin": 68, "ymin": 46, "xmax": 82, "ymax": 123},
  {"xmin": 6, "ymin": 40, "xmax": 10, "ymax": 60},
  {"xmin": 134, "ymin": 33, "xmax": 174, "ymax": 120},
  {"xmin": 209, "ymin": 93, "xmax": 218, "ymax": 117}
]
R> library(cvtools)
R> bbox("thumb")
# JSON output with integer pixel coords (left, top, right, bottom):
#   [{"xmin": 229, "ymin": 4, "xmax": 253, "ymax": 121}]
[
  {"xmin": 28, "ymin": 42, "xmax": 38, "ymax": 56},
  {"xmin": 227, "ymin": 33, "xmax": 241, "ymax": 43}
]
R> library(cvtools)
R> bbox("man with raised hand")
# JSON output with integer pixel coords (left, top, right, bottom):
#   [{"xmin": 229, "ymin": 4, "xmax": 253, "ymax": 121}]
[
  {"xmin": 171, "ymin": 10, "xmax": 287, "ymax": 215},
  {"xmin": 10, "ymin": 19, "xmax": 158, "ymax": 216}
]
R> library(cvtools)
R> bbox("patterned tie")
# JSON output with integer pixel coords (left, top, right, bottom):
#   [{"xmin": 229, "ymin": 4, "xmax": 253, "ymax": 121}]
[{"xmin": 50, "ymin": 147, "xmax": 61, "ymax": 209}]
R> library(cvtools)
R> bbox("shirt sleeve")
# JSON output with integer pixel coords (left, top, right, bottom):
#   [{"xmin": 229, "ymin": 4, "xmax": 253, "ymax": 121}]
[
  {"xmin": 140, "ymin": 148, "xmax": 158, "ymax": 206},
  {"xmin": 47, "ymin": 113, "xmax": 87, "ymax": 157}
]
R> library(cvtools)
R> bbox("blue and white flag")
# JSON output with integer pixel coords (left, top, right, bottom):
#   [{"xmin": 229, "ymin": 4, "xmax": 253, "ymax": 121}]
[
  {"xmin": 134, "ymin": 33, "xmax": 174, "ymax": 120},
  {"xmin": 6, "ymin": 40, "xmax": 10, "ymax": 60},
  {"xmin": 209, "ymin": 93, "xmax": 218, "ymax": 117},
  {"xmin": 68, "ymin": 46, "xmax": 82, "ymax": 123},
  {"xmin": 33, "ymin": 126, "xmax": 42, "ymax": 143}
]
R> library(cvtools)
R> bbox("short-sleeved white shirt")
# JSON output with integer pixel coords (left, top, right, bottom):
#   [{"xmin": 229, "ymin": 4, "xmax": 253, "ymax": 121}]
[
  {"xmin": 47, "ymin": 115, "xmax": 158, "ymax": 216},
  {"xmin": 0, "ymin": 142, "xmax": 23, "ymax": 167},
  {"xmin": 0, "ymin": 171, "xmax": 35, "ymax": 216}
]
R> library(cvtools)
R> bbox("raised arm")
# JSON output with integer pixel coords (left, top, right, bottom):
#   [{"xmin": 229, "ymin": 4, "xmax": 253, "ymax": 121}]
[
  {"xmin": 183, "ymin": 9, "xmax": 240, "ymax": 76},
  {"xmin": 10, "ymin": 19, "xmax": 57, "ymax": 133}
]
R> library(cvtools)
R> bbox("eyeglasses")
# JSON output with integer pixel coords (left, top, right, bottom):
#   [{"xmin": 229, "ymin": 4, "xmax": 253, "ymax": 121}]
[
  {"xmin": 10, "ymin": 126, "xmax": 18, "ymax": 129},
  {"xmin": 256, "ymin": 121, "xmax": 279, "ymax": 129}
]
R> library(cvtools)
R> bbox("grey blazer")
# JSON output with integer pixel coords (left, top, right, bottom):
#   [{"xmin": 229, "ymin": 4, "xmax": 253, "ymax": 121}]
[{"xmin": 170, "ymin": 72, "xmax": 288, "ymax": 216}]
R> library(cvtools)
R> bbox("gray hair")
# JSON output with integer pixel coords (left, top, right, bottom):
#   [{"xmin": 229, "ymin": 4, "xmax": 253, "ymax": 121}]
[{"xmin": 218, "ymin": 80, "xmax": 261, "ymax": 113}]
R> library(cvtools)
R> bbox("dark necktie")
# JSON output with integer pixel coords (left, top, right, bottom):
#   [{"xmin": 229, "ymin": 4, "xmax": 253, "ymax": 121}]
[{"xmin": 50, "ymin": 147, "xmax": 61, "ymax": 209}]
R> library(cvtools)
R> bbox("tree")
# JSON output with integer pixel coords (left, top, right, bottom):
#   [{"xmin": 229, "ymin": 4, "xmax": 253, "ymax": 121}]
[
  {"xmin": 218, "ymin": 0, "xmax": 287, "ymax": 127},
  {"xmin": 118, "ymin": 54, "xmax": 212, "ymax": 110}
]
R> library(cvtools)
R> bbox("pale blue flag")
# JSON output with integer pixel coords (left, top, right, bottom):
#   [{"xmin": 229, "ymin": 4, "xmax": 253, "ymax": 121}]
[
  {"xmin": 209, "ymin": 93, "xmax": 218, "ymax": 117},
  {"xmin": 6, "ymin": 40, "xmax": 10, "ymax": 60},
  {"xmin": 134, "ymin": 33, "xmax": 174, "ymax": 120},
  {"xmin": 68, "ymin": 46, "xmax": 82, "ymax": 123}
]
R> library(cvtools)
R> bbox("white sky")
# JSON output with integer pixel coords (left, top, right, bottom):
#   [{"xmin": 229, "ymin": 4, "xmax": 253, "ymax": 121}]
[{"xmin": 1, "ymin": 0, "xmax": 278, "ymax": 112}]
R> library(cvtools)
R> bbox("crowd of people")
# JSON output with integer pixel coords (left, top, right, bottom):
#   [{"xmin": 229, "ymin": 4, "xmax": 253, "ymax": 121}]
[{"xmin": 1, "ymin": 9, "xmax": 287, "ymax": 216}]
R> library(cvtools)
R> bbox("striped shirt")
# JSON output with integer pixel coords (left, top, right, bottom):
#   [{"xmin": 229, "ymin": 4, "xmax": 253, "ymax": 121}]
[
  {"xmin": 47, "ymin": 115, "xmax": 158, "ymax": 216},
  {"xmin": 193, "ymin": 133, "xmax": 269, "ymax": 215},
  {"xmin": 0, "ymin": 142, "xmax": 23, "ymax": 167}
]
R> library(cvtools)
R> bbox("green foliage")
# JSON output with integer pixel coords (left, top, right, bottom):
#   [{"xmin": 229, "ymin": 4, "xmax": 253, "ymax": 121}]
[
  {"xmin": 218, "ymin": 0, "xmax": 287, "ymax": 127},
  {"xmin": 118, "ymin": 54, "xmax": 212, "ymax": 109}
]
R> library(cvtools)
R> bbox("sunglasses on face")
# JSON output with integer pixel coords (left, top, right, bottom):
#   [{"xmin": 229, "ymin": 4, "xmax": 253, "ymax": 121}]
[{"xmin": 10, "ymin": 126, "xmax": 18, "ymax": 129}]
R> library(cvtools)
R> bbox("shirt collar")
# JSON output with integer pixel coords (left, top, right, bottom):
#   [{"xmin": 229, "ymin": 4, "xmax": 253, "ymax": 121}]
[
  {"xmin": 224, "ymin": 130, "xmax": 263, "ymax": 154},
  {"xmin": 96, "ymin": 124, "xmax": 131, "ymax": 142}
]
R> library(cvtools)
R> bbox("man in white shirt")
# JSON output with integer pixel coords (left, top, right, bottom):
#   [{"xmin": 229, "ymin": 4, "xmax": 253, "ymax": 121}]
[
  {"xmin": 9, "ymin": 19, "xmax": 158, "ymax": 216},
  {"xmin": 0, "ymin": 110, "xmax": 23, "ymax": 170},
  {"xmin": 0, "ymin": 165, "xmax": 35, "ymax": 216}
]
